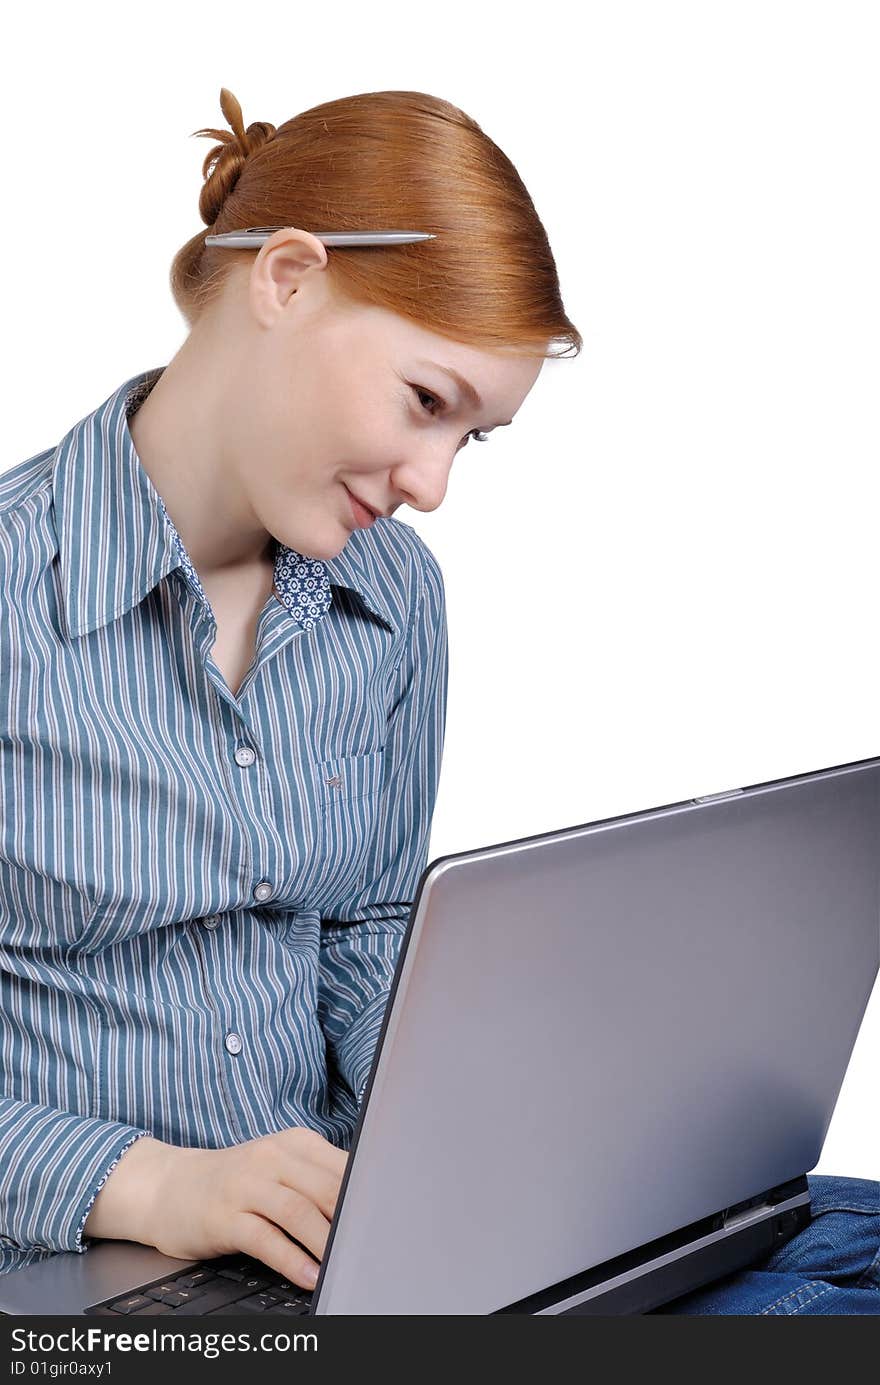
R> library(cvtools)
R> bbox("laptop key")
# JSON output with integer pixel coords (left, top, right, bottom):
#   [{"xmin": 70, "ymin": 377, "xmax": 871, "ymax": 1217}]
[
  {"xmin": 146, "ymin": 1284, "xmax": 176, "ymax": 1300},
  {"xmin": 239, "ymin": 1275, "xmax": 272, "ymax": 1292},
  {"xmin": 215, "ymin": 1266, "xmax": 271, "ymax": 1287},
  {"xmin": 109, "ymin": 1294, "xmax": 156, "ymax": 1314},
  {"xmin": 273, "ymin": 1288, "xmax": 313, "ymax": 1308},
  {"xmin": 146, "ymin": 1282, "xmax": 211, "ymax": 1305},
  {"xmin": 246, "ymin": 1285, "xmax": 284, "ymax": 1307},
  {"xmin": 173, "ymin": 1270, "xmax": 219, "ymax": 1289},
  {"xmin": 145, "ymin": 1282, "xmax": 202, "ymax": 1303},
  {"xmin": 170, "ymin": 1279, "xmax": 257, "ymax": 1314}
]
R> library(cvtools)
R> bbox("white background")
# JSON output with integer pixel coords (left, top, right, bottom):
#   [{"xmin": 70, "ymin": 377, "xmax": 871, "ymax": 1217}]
[{"xmin": 3, "ymin": 2, "xmax": 877, "ymax": 1178}]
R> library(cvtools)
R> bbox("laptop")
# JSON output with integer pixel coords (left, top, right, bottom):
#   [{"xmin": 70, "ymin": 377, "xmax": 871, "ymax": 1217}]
[{"xmin": 2, "ymin": 753, "xmax": 878, "ymax": 1316}]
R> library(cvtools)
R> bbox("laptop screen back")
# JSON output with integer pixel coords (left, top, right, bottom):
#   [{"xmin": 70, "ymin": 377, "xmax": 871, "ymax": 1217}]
[{"xmin": 315, "ymin": 757, "xmax": 880, "ymax": 1314}]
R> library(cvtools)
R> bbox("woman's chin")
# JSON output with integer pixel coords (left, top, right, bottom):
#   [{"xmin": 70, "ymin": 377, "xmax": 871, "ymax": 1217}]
[{"xmin": 298, "ymin": 528, "xmax": 353, "ymax": 562}]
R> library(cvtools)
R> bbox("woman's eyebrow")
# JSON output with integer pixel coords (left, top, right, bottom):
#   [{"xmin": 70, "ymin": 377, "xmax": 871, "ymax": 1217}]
[{"xmin": 415, "ymin": 360, "xmax": 512, "ymax": 427}]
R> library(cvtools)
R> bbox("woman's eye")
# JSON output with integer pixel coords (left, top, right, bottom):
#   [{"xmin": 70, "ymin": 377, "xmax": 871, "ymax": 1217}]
[
  {"xmin": 412, "ymin": 386, "xmax": 490, "ymax": 448},
  {"xmin": 414, "ymin": 386, "xmax": 443, "ymax": 415}
]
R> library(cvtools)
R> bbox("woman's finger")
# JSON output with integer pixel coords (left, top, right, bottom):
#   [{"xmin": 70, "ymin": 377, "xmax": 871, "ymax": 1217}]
[
  {"xmin": 270, "ymin": 1155, "xmax": 345, "ymax": 1221},
  {"xmin": 250, "ymin": 1179, "xmax": 333, "ymax": 1263},
  {"xmin": 235, "ymin": 1211, "xmax": 323, "ymax": 1292}
]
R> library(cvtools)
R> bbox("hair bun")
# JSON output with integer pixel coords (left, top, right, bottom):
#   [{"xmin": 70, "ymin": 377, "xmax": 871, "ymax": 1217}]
[{"xmin": 191, "ymin": 86, "xmax": 277, "ymax": 227}]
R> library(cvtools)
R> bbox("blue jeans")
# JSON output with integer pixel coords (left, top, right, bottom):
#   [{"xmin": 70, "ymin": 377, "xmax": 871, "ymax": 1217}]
[{"xmin": 652, "ymin": 1175, "xmax": 880, "ymax": 1314}]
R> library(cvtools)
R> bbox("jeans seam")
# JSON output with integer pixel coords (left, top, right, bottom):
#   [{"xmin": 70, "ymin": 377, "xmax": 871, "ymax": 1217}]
[
  {"xmin": 811, "ymin": 1205, "xmax": 879, "ymax": 1217},
  {"xmin": 760, "ymin": 1280, "xmax": 835, "ymax": 1315},
  {"xmin": 855, "ymin": 1248, "xmax": 880, "ymax": 1290}
]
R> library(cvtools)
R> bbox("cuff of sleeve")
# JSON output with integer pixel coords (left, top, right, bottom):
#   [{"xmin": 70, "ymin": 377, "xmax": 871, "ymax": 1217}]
[
  {"xmin": 0, "ymin": 1101, "xmax": 153, "ymax": 1258},
  {"xmin": 336, "ymin": 990, "xmax": 391, "ymax": 1102},
  {"xmin": 74, "ymin": 1129, "xmax": 153, "ymax": 1254}
]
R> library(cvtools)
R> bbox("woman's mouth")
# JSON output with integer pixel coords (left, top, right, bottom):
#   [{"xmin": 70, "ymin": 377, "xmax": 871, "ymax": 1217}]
[{"xmin": 343, "ymin": 484, "xmax": 378, "ymax": 529}]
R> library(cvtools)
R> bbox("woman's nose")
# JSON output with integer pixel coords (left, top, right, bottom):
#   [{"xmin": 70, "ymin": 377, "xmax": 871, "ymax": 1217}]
[{"xmin": 391, "ymin": 447, "xmax": 455, "ymax": 513}]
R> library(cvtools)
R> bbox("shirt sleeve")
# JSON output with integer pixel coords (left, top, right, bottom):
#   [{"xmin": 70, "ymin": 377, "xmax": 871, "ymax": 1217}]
[
  {"xmin": 317, "ymin": 538, "xmax": 448, "ymax": 1104},
  {"xmin": 0, "ymin": 1094, "xmax": 151, "ymax": 1259}
]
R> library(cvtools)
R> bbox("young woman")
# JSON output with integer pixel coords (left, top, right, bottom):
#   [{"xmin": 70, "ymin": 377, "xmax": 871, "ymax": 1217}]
[{"xmin": 0, "ymin": 87, "xmax": 876, "ymax": 1313}]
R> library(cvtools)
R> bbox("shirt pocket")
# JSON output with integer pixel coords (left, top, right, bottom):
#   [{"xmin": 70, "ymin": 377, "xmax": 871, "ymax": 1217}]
[{"xmin": 302, "ymin": 749, "xmax": 386, "ymax": 908}]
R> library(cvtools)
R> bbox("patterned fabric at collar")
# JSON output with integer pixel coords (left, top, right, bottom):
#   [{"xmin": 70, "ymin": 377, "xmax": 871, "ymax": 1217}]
[
  {"xmin": 122, "ymin": 371, "xmax": 333, "ymax": 633},
  {"xmin": 155, "ymin": 492, "xmax": 333, "ymax": 633},
  {"xmin": 51, "ymin": 368, "xmax": 397, "ymax": 639},
  {"xmin": 125, "ymin": 372, "xmax": 331, "ymax": 635}
]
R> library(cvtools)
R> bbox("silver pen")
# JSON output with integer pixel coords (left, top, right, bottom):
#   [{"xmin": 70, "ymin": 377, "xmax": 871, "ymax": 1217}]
[{"xmin": 204, "ymin": 227, "xmax": 436, "ymax": 249}]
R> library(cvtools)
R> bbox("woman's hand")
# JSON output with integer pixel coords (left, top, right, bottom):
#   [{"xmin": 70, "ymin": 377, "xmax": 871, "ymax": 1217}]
[{"xmin": 84, "ymin": 1129, "xmax": 348, "ymax": 1292}]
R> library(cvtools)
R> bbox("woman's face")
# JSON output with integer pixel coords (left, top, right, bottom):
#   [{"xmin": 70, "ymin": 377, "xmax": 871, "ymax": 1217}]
[{"xmin": 213, "ymin": 229, "xmax": 546, "ymax": 561}]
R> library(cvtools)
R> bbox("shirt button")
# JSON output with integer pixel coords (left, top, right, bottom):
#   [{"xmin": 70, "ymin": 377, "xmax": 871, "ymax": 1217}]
[
  {"xmin": 253, "ymin": 881, "xmax": 273, "ymax": 903},
  {"xmin": 202, "ymin": 915, "xmax": 221, "ymax": 929},
  {"xmin": 234, "ymin": 746, "xmax": 256, "ymax": 767},
  {"xmin": 224, "ymin": 1032, "xmax": 243, "ymax": 1056}
]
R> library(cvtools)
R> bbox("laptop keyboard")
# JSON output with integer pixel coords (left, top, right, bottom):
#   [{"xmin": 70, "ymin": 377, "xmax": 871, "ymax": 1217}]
[{"xmin": 85, "ymin": 1253, "xmax": 315, "ymax": 1315}]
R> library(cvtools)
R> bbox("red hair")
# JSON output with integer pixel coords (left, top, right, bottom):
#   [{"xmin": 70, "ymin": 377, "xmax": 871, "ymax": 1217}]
[{"xmin": 171, "ymin": 87, "xmax": 582, "ymax": 360}]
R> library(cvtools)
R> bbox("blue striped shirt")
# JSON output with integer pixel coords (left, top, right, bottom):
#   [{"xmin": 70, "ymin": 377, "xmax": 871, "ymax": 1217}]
[{"xmin": 0, "ymin": 368, "xmax": 448, "ymax": 1276}]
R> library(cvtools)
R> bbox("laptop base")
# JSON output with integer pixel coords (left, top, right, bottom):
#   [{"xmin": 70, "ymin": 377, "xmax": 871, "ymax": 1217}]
[{"xmin": 495, "ymin": 1174, "xmax": 811, "ymax": 1315}]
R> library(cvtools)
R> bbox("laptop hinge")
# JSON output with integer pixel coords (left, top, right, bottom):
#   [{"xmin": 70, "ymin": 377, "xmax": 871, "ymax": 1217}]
[
  {"xmin": 722, "ymin": 1201, "xmax": 773, "ymax": 1231},
  {"xmin": 494, "ymin": 1180, "xmax": 812, "ymax": 1315}
]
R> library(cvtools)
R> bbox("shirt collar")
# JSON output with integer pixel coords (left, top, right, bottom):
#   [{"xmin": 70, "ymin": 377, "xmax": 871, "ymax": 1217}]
[{"xmin": 52, "ymin": 368, "xmax": 398, "ymax": 640}]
